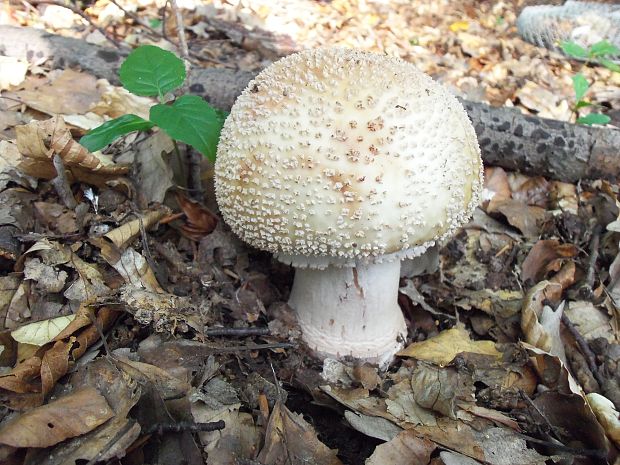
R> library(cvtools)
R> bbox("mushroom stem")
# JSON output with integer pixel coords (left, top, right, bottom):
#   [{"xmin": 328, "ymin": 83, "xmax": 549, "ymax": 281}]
[{"xmin": 288, "ymin": 260, "xmax": 406, "ymax": 364}]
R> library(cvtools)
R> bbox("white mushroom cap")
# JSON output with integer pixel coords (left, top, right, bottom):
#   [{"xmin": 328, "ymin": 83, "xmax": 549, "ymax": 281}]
[{"xmin": 215, "ymin": 48, "xmax": 483, "ymax": 269}]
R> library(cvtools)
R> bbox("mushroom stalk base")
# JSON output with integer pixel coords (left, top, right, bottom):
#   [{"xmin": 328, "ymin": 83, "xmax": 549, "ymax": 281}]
[{"xmin": 288, "ymin": 260, "xmax": 406, "ymax": 365}]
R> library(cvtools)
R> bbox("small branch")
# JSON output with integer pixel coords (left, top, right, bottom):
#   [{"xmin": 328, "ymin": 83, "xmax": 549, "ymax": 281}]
[
  {"xmin": 144, "ymin": 420, "xmax": 225, "ymax": 435},
  {"xmin": 168, "ymin": 0, "xmax": 190, "ymax": 93},
  {"xmin": 51, "ymin": 154, "xmax": 77, "ymax": 209},
  {"xmin": 561, "ymin": 312, "xmax": 605, "ymax": 388},
  {"xmin": 519, "ymin": 390, "xmax": 564, "ymax": 440},
  {"xmin": 209, "ymin": 342, "xmax": 295, "ymax": 353},
  {"xmin": 108, "ymin": 0, "xmax": 160, "ymax": 35},
  {"xmin": 161, "ymin": 0, "xmax": 169, "ymax": 41},
  {"xmin": 580, "ymin": 224, "xmax": 602, "ymax": 299},
  {"xmin": 517, "ymin": 433, "xmax": 606, "ymax": 459},
  {"xmin": 25, "ymin": 0, "xmax": 121, "ymax": 48},
  {"xmin": 205, "ymin": 327, "xmax": 270, "ymax": 337}
]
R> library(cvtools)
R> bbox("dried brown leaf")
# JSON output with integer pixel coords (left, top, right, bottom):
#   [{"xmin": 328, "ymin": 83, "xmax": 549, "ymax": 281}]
[
  {"xmin": 398, "ymin": 327, "xmax": 501, "ymax": 366},
  {"xmin": 70, "ymin": 308, "xmax": 119, "ymax": 361},
  {"xmin": 40, "ymin": 338, "xmax": 74, "ymax": 395},
  {"xmin": 548, "ymin": 261, "xmax": 577, "ymax": 291},
  {"xmin": 103, "ymin": 209, "xmax": 166, "ymax": 249},
  {"xmin": 521, "ymin": 240, "xmax": 578, "ymax": 283},
  {"xmin": 175, "ymin": 192, "xmax": 218, "ymax": 241},
  {"xmin": 411, "ymin": 363, "xmax": 474, "ymax": 419},
  {"xmin": 520, "ymin": 281, "xmax": 564, "ymax": 358},
  {"xmin": 257, "ymin": 400, "xmax": 343, "ymax": 465},
  {"xmin": 11, "ymin": 69, "xmax": 101, "ymax": 116},
  {"xmin": 0, "ymin": 386, "xmax": 114, "ymax": 448},
  {"xmin": 587, "ymin": 393, "xmax": 620, "ymax": 447},
  {"xmin": 115, "ymin": 359, "xmax": 190, "ymax": 400},
  {"xmin": 483, "ymin": 166, "xmax": 511, "ymax": 213},
  {"xmin": 14, "ymin": 116, "xmax": 128, "ymax": 187},
  {"xmin": 366, "ymin": 430, "xmax": 435, "ymax": 465},
  {"xmin": 512, "ymin": 176, "xmax": 550, "ymax": 208},
  {"xmin": 492, "ymin": 200, "xmax": 546, "ymax": 238},
  {"xmin": 0, "ymin": 357, "xmax": 41, "ymax": 393}
]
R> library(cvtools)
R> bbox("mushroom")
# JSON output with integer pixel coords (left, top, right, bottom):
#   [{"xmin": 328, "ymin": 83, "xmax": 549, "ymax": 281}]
[{"xmin": 215, "ymin": 48, "xmax": 483, "ymax": 365}]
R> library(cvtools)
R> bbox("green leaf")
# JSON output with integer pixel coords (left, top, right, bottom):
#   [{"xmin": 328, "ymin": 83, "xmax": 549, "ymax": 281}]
[
  {"xmin": 560, "ymin": 41, "xmax": 588, "ymax": 59},
  {"xmin": 148, "ymin": 18, "xmax": 162, "ymax": 28},
  {"xmin": 577, "ymin": 113, "xmax": 611, "ymax": 126},
  {"xmin": 119, "ymin": 45, "xmax": 186, "ymax": 97},
  {"xmin": 572, "ymin": 74, "xmax": 590, "ymax": 102},
  {"xmin": 589, "ymin": 40, "xmax": 620, "ymax": 57},
  {"xmin": 79, "ymin": 114, "xmax": 154, "ymax": 152},
  {"xmin": 574, "ymin": 100, "xmax": 592, "ymax": 109},
  {"xmin": 149, "ymin": 95, "xmax": 224, "ymax": 162},
  {"xmin": 599, "ymin": 58, "xmax": 620, "ymax": 73}
]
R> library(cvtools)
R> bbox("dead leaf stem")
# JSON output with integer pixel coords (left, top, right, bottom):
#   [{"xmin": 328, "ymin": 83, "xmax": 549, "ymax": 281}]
[
  {"xmin": 561, "ymin": 312, "xmax": 604, "ymax": 388},
  {"xmin": 51, "ymin": 153, "xmax": 77, "ymax": 209},
  {"xmin": 581, "ymin": 224, "xmax": 602, "ymax": 298},
  {"xmin": 205, "ymin": 327, "xmax": 270, "ymax": 337}
]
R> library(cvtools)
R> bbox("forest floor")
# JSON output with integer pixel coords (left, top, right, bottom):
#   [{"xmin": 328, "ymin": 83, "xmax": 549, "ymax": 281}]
[{"xmin": 0, "ymin": 0, "xmax": 619, "ymax": 464}]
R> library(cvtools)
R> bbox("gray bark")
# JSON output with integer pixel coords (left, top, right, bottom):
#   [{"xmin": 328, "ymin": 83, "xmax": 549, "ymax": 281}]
[{"xmin": 2, "ymin": 25, "xmax": 619, "ymax": 183}]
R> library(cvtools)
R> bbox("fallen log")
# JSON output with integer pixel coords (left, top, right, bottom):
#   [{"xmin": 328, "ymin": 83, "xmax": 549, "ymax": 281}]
[{"xmin": 1, "ymin": 25, "xmax": 619, "ymax": 183}]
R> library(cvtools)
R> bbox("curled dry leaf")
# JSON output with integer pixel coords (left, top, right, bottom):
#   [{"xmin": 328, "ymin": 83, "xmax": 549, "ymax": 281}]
[
  {"xmin": 0, "ymin": 386, "xmax": 114, "ymax": 448},
  {"xmin": 548, "ymin": 261, "xmax": 577, "ymax": 291},
  {"xmin": 520, "ymin": 281, "xmax": 566, "ymax": 361},
  {"xmin": 14, "ymin": 116, "xmax": 128, "ymax": 187},
  {"xmin": 175, "ymin": 192, "xmax": 218, "ymax": 241},
  {"xmin": 524, "ymin": 344, "xmax": 582, "ymax": 396},
  {"xmin": 483, "ymin": 166, "xmax": 511, "ymax": 213},
  {"xmin": 257, "ymin": 400, "xmax": 343, "ymax": 465},
  {"xmin": 103, "ymin": 209, "xmax": 167, "ymax": 249},
  {"xmin": 365, "ymin": 430, "xmax": 435, "ymax": 465},
  {"xmin": 587, "ymin": 393, "xmax": 620, "ymax": 447},
  {"xmin": 0, "ymin": 357, "xmax": 41, "ymax": 393},
  {"xmin": 521, "ymin": 240, "xmax": 578, "ymax": 283},
  {"xmin": 397, "ymin": 327, "xmax": 501, "ymax": 366},
  {"xmin": 40, "ymin": 337, "xmax": 75, "ymax": 395}
]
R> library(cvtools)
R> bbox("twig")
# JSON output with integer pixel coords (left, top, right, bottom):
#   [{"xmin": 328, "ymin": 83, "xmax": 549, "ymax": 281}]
[
  {"xmin": 51, "ymin": 153, "xmax": 77, "ymax": 209},
  {"xmin": 580, "ymin": 224, "xmax": 602, "ymax": 298},
  {"xmin": 205, "ymin": 327, "xmax": 270, "ymax": 337},
  {"xmin": 25, "ymin": 0, "xmax": 121, "ymax": 48},
  {"xmin": 144, "ymin": 420, "xmax": 225, "ymax": 435},
  {"xmin": 208, "ymin": 342, "xmax": 295, "ymax": 353},
  {"xmin": 168, "ymin": 0, "xmax": 190, "ymax": 92},
  {"xmin": 519, "ymin": 390, "xmax": 564, "ymax": 440},
  {"xmin": 161, "ymin": 0, "xmax": 169, "ymax": 41},
  {"xmin": 517, "ymin": 433, "xmax": 606, "ymax": 459},
  {"xmin": 561, "ymin": 312, "xmax": 605, "ymax": 387},
  {"xmin": 108, "ymin": 0, "xmax": 160, "ymax": 35}
]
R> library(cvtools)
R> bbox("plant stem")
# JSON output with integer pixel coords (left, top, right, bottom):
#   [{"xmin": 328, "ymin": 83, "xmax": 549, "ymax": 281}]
[{"xmin": 172, "ymin": 139, "xmax": 187, "ymax": 185}]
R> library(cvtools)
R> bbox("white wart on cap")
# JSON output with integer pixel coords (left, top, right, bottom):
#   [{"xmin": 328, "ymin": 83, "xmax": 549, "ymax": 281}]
[{"xmin": 215, "ymin": 48, "xmax": 483, "ymax": 269}]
